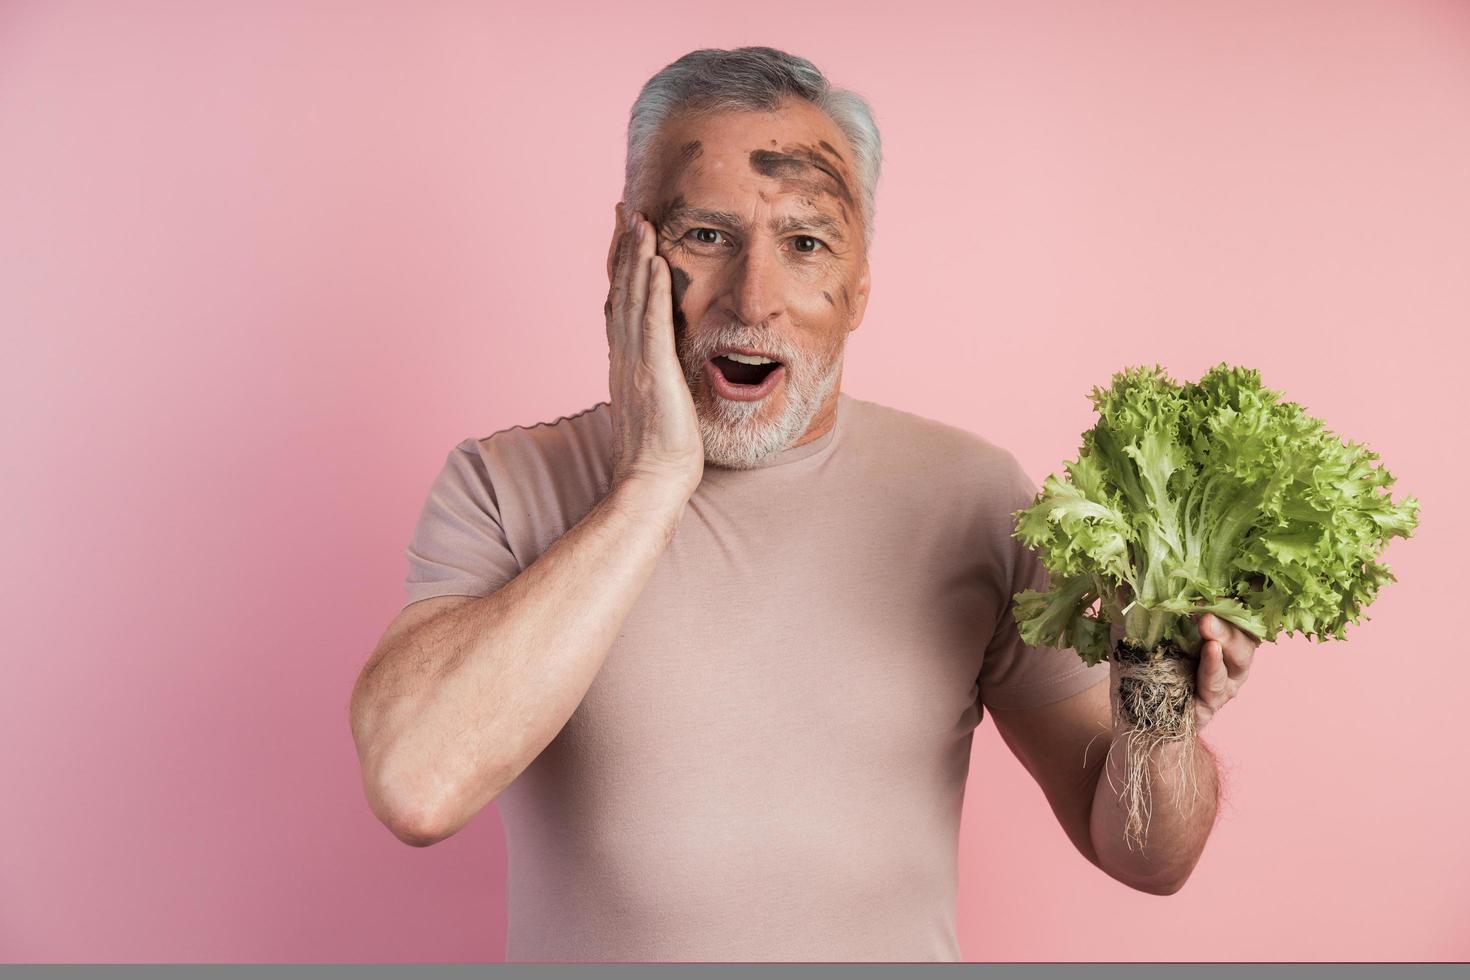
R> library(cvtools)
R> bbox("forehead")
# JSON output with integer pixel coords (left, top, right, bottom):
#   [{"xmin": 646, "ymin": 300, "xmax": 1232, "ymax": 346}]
[
  {"xmin": 660, "ymin": 99, "xmax": 851, "ymax": 164},
  {"xmin": 651, "ymin": 100, "xmax": 858, "ymax": 226}
]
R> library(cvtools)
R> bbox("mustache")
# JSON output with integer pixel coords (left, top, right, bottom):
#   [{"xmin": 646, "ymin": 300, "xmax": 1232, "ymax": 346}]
[{"xmin": 680, "ymin": 324, "xmax": 800, "ymax": 364}]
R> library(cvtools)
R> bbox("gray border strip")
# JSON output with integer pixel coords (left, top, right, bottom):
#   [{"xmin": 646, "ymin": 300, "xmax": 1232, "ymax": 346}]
[{"xmin": 2, "ymin": 965, "xmax": 1467, "ymax": 979}]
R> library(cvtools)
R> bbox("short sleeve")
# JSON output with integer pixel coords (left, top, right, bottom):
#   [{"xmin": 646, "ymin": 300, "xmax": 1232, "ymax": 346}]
[
  {"xmin": 977, "ymin": 459, "xmax": 1112, "ymax": 712},
  {"xmin": 401, "ymin": 439, "xmax": 523, "ymax": 611}
]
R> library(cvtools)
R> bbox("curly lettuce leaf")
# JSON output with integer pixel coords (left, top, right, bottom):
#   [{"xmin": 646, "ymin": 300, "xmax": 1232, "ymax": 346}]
[
  {"xmin": 1011, "ymin": 362, "xmax": 1419, "ymax": 659},
  {"xmin": 1014, "ymin": 574, "xmax": 1113, "ymax": 665}
]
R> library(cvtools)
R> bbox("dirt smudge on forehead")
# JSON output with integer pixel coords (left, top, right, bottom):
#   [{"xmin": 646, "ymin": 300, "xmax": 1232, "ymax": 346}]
[
  {"xmin": 676, "ymin": 139, "xmax": 703, "ymax": 167},
  {"xmin": 748, "ymin": 143, "xmax": 856, "ymax": 212},
  {"xmin": 818, "ymin": 139, "xmax": 846, "ymax": 163},
  {"xmin": 749, "ymin": 148, "xmax": 808, "ymax": 181}
]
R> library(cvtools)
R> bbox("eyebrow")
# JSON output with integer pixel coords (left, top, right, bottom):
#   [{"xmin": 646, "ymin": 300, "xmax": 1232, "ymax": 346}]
[{"xmin": 661, "ymin": 204, "xmax": 847, "ymax": 244}]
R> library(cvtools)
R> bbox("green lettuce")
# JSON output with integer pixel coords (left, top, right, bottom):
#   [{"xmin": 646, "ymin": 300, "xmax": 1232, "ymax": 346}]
[{"xmin": 1012, "ymin": 363, "xmax": 1420, "ymax": 666}]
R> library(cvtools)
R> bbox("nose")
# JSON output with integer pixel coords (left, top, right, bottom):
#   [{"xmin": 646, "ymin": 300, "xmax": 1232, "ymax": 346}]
[{"xmin": 722, "ymin": 240, "xmax": 784, "ymax": 328}]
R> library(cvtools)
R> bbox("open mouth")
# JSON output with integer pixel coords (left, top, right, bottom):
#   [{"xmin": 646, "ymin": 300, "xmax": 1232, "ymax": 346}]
[
  {"xmin": 705, "ymin": 354, "xmax": 786, "ymax": 402},
  {"xmin": 711, "ymin": 354, "xmax": 782, "ymax": 386}
]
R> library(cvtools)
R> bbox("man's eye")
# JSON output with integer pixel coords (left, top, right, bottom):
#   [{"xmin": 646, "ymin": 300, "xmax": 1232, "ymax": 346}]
[
  {"xmin": 689, "ymin": 228, "xmax": 726, "ymax": 245},
  {"xmin": 792, "ymin": 235, "xmax": 827, "ymax": 254}
]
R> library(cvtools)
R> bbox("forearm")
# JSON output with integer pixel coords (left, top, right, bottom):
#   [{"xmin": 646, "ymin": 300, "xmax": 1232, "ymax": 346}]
[
  {"xmin": 353, "ymin": 476, "xmax": 689, "ymax": 842},
  {"xmin": 1088, "ymin": 732, "xmax": 1220, "ymax": 894}
]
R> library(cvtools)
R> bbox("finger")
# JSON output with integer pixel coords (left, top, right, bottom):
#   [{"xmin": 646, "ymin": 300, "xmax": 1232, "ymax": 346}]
[
  {"xmin": 1198, "ymin": 613, "xmax": 1254, "ymax": 682},
  {"xmin": 644, "ymin": 254, "xmax": 675, "ymax": 358},
  {"xmin": 607, "ymin": 206, "xmax": 641, "ymax": 331},
  {"xmin": 607, "ymin": 201, "xmax": 624, "ymax": 281},
  {"xmin": 1221, "ymin": 634, "xmax": 1254, "ymax": 682},
  {"xmin": 623, "ymin": 211, "xmax": 653, "ymax": 346},
  {"xmin": 1199, "ymin": 614, "xmax": 1254, "ymax": 663},
  {"xmin": 1192, "ymin": 647, "xmax": 1222, "ymax": 730},
  {"xmin": 605, "ymin": 203, "xmax": 622, "ymax": 334},
  {"xmin": 1196, "ymin": 642, "xmax": 1230, "ymax": 708},
  {"xmin": 1197, "ymin": 612, "xmax": 1228, "ymax": 642},
  {"xmin": 608, "ymin": 202, "xmax": 637, "ymax": 291}
]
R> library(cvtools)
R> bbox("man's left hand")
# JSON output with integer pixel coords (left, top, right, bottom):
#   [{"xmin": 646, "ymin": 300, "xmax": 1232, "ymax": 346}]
[{"xmin": 1191, "ymin": 612, "xmax": 1261, "ymax": 732}]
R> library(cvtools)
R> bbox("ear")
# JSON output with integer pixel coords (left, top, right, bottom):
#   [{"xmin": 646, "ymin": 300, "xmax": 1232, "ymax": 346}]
[{"xmin": 847, "ymin": 256, "xmax": 871, "ymax": 333}]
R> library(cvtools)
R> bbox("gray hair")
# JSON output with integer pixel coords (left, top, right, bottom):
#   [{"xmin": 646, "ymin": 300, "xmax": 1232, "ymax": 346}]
[{"xmin": 622, "ymin": 46, "xmax": 883, "ymax": 250}]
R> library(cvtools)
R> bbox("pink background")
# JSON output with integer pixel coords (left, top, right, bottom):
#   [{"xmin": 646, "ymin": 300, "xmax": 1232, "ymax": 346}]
[{"xmin": 2, "ymin": 0, "xmax": 1466, "ymax": 964}]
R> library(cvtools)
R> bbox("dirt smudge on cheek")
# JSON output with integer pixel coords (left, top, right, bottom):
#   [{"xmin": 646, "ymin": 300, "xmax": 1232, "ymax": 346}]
[
  {"xmin": 822, "ymin": 290, "xmax": 836, "ymax": 307},
  {"xmin": 668, "ymin": 265, "xmax": 693, "ymax": 340}
]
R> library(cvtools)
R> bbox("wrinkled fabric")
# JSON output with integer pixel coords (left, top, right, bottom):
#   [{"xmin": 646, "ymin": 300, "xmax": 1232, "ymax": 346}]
[{"xmin": 402, "ymin": 390, "xmax": 1110, "ymax": 962}]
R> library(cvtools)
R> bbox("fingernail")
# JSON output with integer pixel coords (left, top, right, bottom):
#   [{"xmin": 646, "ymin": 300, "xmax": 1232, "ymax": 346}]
[{"xmin": 627, "ymin": 209, "xmax": 638, "ymax": 233}]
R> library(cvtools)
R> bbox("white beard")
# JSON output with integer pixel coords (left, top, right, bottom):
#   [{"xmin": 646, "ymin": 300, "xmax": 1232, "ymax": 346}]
[{"xmin": 681, "ymin": 338, "xmax": 845, "ymax": 470}]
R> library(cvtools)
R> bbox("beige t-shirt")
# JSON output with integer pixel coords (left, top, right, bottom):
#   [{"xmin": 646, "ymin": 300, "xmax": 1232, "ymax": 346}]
[{"xmin": 401, "ymin": 390, "xmax": 1110, "ymax": 962}]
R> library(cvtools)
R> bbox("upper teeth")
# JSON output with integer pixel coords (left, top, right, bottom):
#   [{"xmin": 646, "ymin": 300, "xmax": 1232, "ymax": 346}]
[{"xmin": 724, "ymin": 352, "xmax": 777, "ymax": 365}]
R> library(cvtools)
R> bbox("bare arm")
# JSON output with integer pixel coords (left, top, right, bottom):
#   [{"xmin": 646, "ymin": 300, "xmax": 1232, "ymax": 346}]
[
  {"xmin": 1090, "ymin": 610, "xmax": 1257, "ymax": 892},
  {"xmin": 1089, "ymin": 731, "xmax": 1220, "ymax": 894},
  {"xmin": 351, "ymin": 202, "xmax": 704, "ymax": 847},
  {"xmin": 990, "ymin": 679, "xmax": 1219, "ymax": 895},
  {"xmin": 349, "ymin": 476, "xmax": 689, "ymax": 846},
  {"xmin": 988, "ymin": 616, "xmax": 1256, "ymax": 894}
]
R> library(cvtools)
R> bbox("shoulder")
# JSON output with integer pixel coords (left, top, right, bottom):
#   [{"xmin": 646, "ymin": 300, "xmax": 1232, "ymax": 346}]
[
  {"xmin": 433, "ymin": 401, "xmax": 613, "ymax": 512},
  {"xmin": 440, "ymin": 402, "xmax": 613, "ymax": 556},
  {"xmin": 841, "ymin": 393, "xmax": 1033, "ymax": 500},
  {"xmin": 471, "ymin": 400, "xmax": 610, "ymax": 450},
  {"xmin": 462, "ymin": 401, "xmax": 611, "ymax": 472}
]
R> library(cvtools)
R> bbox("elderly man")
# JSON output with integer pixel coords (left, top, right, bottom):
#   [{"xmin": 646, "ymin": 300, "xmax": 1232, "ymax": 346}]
[{"xmin": 349, "ymin": 46, "xmax": 1259, "ymax": 962}]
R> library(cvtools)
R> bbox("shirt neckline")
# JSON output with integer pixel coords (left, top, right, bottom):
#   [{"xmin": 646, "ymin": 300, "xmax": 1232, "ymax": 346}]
[{"xmin": 704, "ymin": 390, "xmax": 847, "ymax": 473}]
